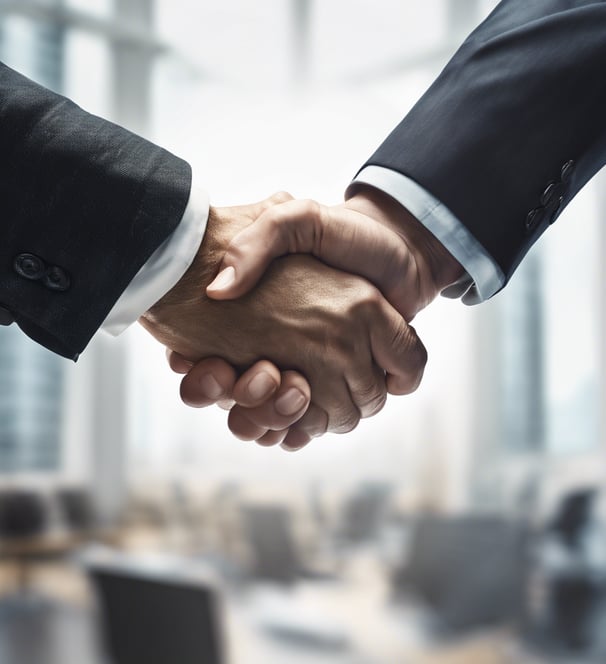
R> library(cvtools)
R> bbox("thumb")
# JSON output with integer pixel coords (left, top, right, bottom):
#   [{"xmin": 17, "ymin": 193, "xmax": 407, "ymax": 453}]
[{"xmin": 206, "ymin": 199, "xmax": 416, "ymax": 319}]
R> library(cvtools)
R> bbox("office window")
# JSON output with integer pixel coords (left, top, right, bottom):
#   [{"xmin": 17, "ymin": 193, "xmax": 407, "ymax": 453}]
[
  {"xmin": 66, "ymin": 0, "xmax": 114, "ymax": 17},
  {"xmin": 543, "ymin": 183, "xmax": 601, "ymax": 455},
  {"xmin": 0, "ymin": 328, "xmax": 64, "ymax": 472}
]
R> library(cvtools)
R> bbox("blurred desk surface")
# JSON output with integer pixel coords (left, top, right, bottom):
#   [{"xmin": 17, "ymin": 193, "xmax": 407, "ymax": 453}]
[{"xmin": 0, "ymin": 528, "xmax": 122, "ymax": 558}]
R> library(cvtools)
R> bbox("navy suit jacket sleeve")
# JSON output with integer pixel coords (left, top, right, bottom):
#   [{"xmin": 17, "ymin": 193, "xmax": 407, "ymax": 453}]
[
  {"xmin": 362, "ymin": 0, "xmax": 606, "ymax": 289},
  {"xmin": 0, "ymin": 62, "xmax": 191, "ymax": 360}
]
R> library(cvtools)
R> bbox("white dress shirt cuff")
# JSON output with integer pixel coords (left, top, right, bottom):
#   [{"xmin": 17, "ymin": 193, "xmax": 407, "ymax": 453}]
[
  {"xmin": 101, "ymin": 179, "xmax": 209, "ymax": 336},
  {"xmin": 347, "ymin": 165, "xmax": 505, "ymax": 304}
]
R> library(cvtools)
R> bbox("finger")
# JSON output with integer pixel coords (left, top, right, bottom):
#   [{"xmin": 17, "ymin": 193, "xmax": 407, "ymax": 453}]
[
  {"xmin": 256, "ymin": 429, "xmax": 289, "ymax": 447},
  {"xmin": 227, "ymin": 407, "xmax": 268, "ymax": 441},
  {"xmin": 166, "ymin": 349, "xmax": 194, "ymax": 374},
  {"xmin": 179, "ymin": 357, "xmax": 238, "ymax": 408},
  {"xmin": 345, "ymin": 362, "xmax": 388, "ymax": 419},
  {"xmin": 227, "ymin": 371, "xmax": 310, "ymax": 443},
  {"xmin": 232, "ymin": 371, "xmax": 310, "ymax": 430},
  {"xmin": 206, "ymin": 199, "xmax": 414, "ymax": 319},
  {"xmin": 369, "ymin": 301, "xmax": 428, "ymax": 396},
  {"xmin": 231, "ymin": 360, "xmax": 281, "ymax": 408},
  {"xmin": 280, "ymin": 403, "xmax": 329, "ymax": 451},
  {"xmin": 231, "ymin": 190, "xmax": 294, "ymax": 222}
]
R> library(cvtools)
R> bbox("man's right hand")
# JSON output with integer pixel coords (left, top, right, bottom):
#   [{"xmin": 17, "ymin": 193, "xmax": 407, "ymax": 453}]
[{"xmin": 140, "ymin": 195, "xmax": 427, "ymax": 444}]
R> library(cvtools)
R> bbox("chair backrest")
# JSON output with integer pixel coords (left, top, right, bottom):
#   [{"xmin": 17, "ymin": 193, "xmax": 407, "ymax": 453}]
[
  {"xmin": 56, "ymin": 488, "xmax": 96, "ymax": 531},
  {"xmin": 0, "ymin": 490, "xmax": 47, "ymax": 538},
  {"xmin": 340, "ymin": 484, "xmax": 391, "ymax": 543},
  {"xmin": 90, "ymin": 567, "xmax": 225, "ymax": 664},
  {"xmin": 401, "ymin": 514, "xmax": 529, "ymax": 630},
  {"xmin": 549, "ymin": 488, "xmax": 596, "ymax": 550},
  {"xmin": 241, "ymin": 504, "xmax": 300, "ymax": 582}
]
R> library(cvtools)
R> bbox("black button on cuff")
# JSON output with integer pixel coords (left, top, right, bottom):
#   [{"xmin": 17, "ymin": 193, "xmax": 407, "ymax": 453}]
[
  {"xmin": 14, "ymin": 253, "xmax": 46, "ymax": 280},
  {"xmin": 43, "ymin": 266, "xmax": 71, "ymax": 291}
]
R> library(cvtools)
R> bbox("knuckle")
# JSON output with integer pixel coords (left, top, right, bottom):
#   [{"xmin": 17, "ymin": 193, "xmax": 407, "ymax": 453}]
[
  {"xmin": 367, "ymin": 390, "xmax": 388, "ymax": 416},
  {"xmin": 269, "ymin": 190, "xmax": 294, "ymax": 204},
  {"xmin": 329, "ymin": 406, "xmax": 361, "ymax": 434},
  {"xmin": 359, "ymin": 386, "xmax": 388, "ymax": 417},
  {"xmin": 299, "ymin": 198, "xmax": 321, "ymax": 219},
  {"xmin": 353, "ymin": 374, "xmax": 386, "ymax": 405},
  {"xmin": 401, "ymin": 352, "xmax": 427, "ymax": 395},
  {"xmin": 344, "ymin": 282, "xmax": 383, "ymax": 322},
  {"xmin": 358, "ymin": 283, "xmax": 384, "ymax": 314}
]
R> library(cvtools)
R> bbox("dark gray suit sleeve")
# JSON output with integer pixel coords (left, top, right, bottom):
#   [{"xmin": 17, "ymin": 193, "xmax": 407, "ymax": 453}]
[
  {"xmin": 361, "ymin": 0, "xmax": 606, "ymax": 290},
  {"xmin": 0, "ymin": 62, "xmax": 192, "ymax": 360}
]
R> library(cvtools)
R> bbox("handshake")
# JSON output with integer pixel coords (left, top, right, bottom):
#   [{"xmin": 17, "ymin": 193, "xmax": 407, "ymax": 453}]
[{"xmin": 140, "ymin": 185, "xmax": 463, "ymax": 451}]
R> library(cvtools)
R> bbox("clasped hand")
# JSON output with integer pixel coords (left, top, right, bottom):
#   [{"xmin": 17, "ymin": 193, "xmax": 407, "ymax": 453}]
[{"xmin": 141, "ymin": 188, "xmax": 462, "ymax": 450}]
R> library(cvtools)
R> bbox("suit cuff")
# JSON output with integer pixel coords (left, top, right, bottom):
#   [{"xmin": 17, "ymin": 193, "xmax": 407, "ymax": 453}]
[
  {"xmin": 101, "ymin": 177, "xmax": 209, "ymax": 336},
  {"xmin": 348, "ymin": 165, "xmax": 505, "ymax": 304}
]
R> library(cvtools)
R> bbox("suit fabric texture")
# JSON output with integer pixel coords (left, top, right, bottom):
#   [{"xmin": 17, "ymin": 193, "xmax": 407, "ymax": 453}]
[
  {"xmin": 0, "ymin": 62, "xmax": 191, "ymax": 360},
  {"xmin": 364, "ymin": 0, "xmax": 606, "ymax": 291}
]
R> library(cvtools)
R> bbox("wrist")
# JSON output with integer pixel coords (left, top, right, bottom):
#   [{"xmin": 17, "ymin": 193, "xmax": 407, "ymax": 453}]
[{"xmin": 344, "ymin": 186, "xmax": 464, "ymax": 307}]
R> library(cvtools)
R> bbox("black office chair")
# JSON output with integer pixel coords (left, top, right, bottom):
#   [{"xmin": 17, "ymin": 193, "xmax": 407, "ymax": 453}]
[
  {"xmin": 55, "ymin": 488, "xmax": 96, "ymax": 532},
  {"xmin": 0, "ymin": 490, "xmax": 47, "ymax": 539},
  {"xmin": 0, "ymin": 490, "xmax": 49, "ymax": 591},
  {"xmin": 241, "ymin": 505, "xmax": 301, "ymax": 583},
  {"xmin": 89, "ymin": 566, "xmax": 225, "ymax": 664},
  {"xmin": 549, "ymin": 488, "xmax": 596, "ymax": 552},
  {"xmin": 393, "ymin": 514, "xmax": 530, "ymax": 631},
  {"xmin": 339, "ymin": 483, "xmax": 391, "ymax": 543}
]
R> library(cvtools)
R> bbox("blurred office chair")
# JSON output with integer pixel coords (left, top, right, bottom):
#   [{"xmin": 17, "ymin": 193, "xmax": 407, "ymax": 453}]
[
  {"xmin": 549, "ymin": 488, "xmax": 596, "ymax": 551},
  {"xmin": 241, "ymin": 505, "xmax": 302, "ymax": 583},
  {"xmin": 89, "ymin": 566, "xmax": 225, "ymax": 664},
  {"xmin": 339, "ymin": 483, "xmax": 391, "ymax": 543},
  {"xmin": 540, "ymin": 488, "xmax": 604, "ymax": 652},
  {"xmin": 0, "ymin": 490, "xmax": 49, "ymax": 591},
  {"xmin": 0, "ymin": 490, "xmax": 47, "ymax": 538},
  {"xmin": 56, "ymin": 488, "xmax": 96, "ymax": 532},
  {"xmin": 393, "ymin": 514, "xmax": 530, "ymax": 631}
]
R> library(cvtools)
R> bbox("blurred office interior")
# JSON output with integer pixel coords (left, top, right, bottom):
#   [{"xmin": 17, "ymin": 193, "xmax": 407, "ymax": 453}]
[{"xmin": 0, "ymin": 1, "xmax": 605, "ymax": 662}]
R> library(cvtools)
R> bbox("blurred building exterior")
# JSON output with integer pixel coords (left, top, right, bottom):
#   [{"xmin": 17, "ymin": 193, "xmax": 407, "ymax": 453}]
[
  {"xmin": 0, "ymin": 1, "xmax": 153, "ymax": 518},
  {"xmin": 0, "ymin": 4, "xmax": 66, "ymax": 473}
]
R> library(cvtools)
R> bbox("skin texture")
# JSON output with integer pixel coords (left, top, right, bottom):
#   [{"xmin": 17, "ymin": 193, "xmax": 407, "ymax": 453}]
[
  {"xmin": 142, "ymin": 195, "xmax": 428, "ymax": 447},
  {"xmin": 169, "ymin": 188, "xmax": 463, "ymax": 449},
  {"xmin": 208, "ymin": 187, "xmax": 464, "ymax": 321}
]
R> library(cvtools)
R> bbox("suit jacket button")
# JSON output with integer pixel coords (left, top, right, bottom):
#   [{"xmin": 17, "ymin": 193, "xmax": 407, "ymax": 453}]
[
  {"xmin": 14, "ymin": 253, "xmax": 46, "ymax": 280},
  {"xmin": 43, "ymin": 266, "xmax": 71, "ymax": 291},
  {"xmin": 525, "ymin": 207, "xmax": 543, "ymax": 231},
  {"xmin": 0, "ymin": 306, "xmax": 14, "ymax": 326},
  {"xmin": 561, "ymin": 159, "xmax": 575, "ymax": 182}
]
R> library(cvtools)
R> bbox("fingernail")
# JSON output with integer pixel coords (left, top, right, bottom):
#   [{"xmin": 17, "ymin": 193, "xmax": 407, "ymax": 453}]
[
  {"xmin": 275, "ymin": 388, "xmax": 306, "ymax": 416},
  {"xmin": 247, "ymin": 371, "xmax": 275, "ymax": 401},
  {"xmin": 198, "ymin": 373, "xmax": 223, "ymax": 400},
  {"xmin": 207, "ymin": 266, "xmax": 235, "ymax": 292}
]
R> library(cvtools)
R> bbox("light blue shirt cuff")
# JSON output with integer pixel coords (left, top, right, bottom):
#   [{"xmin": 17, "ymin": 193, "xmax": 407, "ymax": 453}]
[{"xmin": 347, "ymin": 165, "xmax": 505, "ymax": 304}]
